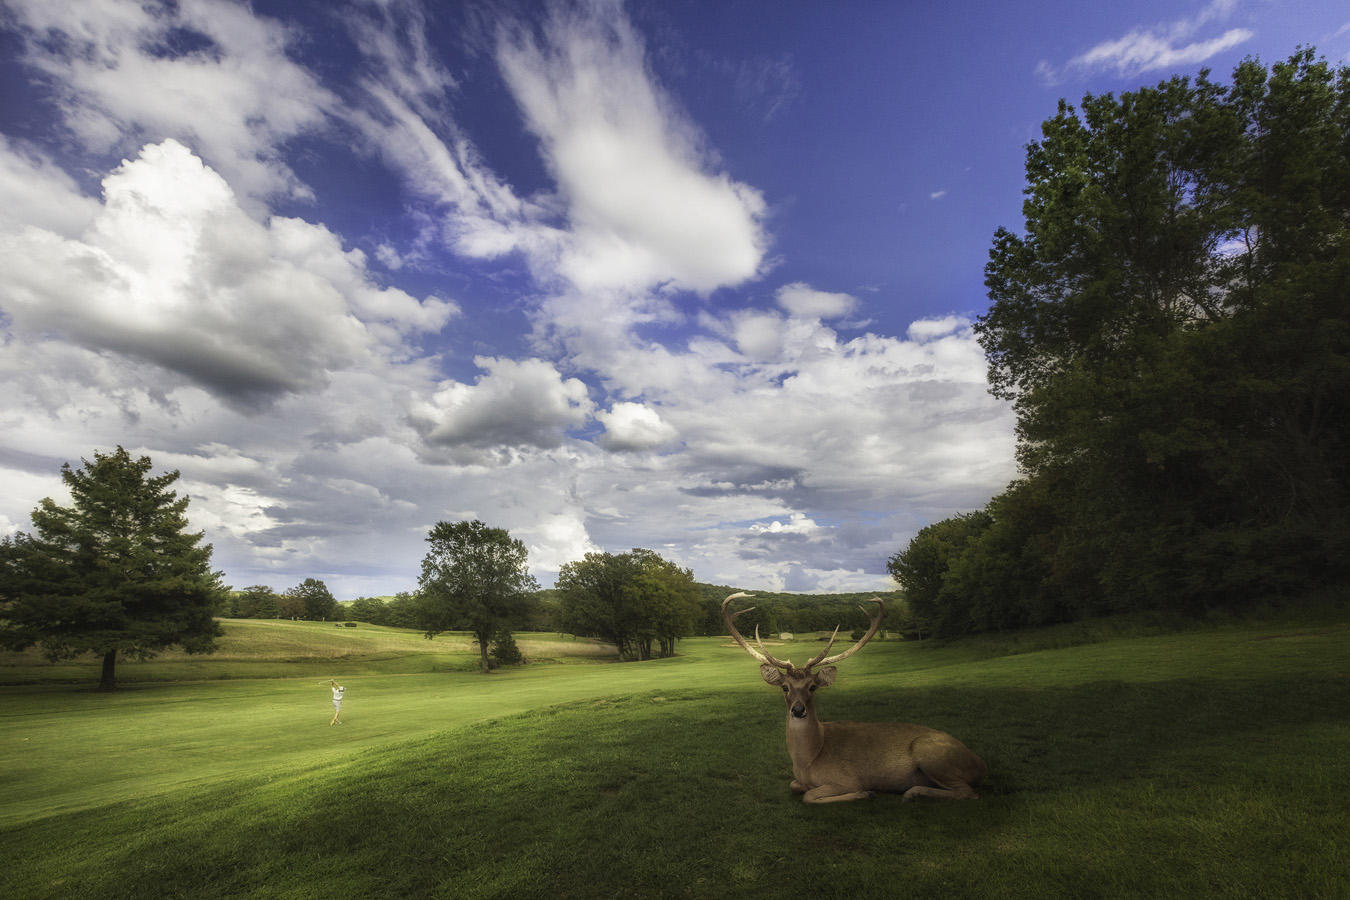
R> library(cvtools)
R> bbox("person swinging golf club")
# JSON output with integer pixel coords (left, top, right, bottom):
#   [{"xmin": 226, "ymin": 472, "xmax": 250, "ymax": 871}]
[{"xmin": 328, "ymin": 679, "xmax": 345, "ymax": 725}]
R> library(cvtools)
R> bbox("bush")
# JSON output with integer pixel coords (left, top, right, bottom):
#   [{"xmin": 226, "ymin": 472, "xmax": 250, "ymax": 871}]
[{"xmin": 489, "ymin": 631, "xmax": 525, "ymax": 667}]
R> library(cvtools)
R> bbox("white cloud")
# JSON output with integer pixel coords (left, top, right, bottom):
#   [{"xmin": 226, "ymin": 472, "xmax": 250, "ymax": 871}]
[
  {"xmin": 1069, "ymin": 27, "xmax": 1253, "ymax": 76},
  {"xmin": 496, "ymin": 3, "xmax": 767, "ymax": 294},
  {"xmin": 1041, "ymin": 0, "xmax": 1253, "ymax": 81},
  {"xmin": 0, "ymin": 140, "xmax": 452, "ymax": 407},
  {"xmin": 4, "ymin": 0, "xmax": 337, "ymax": 204},
  {"xmin": 907, "ymin": 316, "xmax": 968, "ymax": 342},
  {"xmin": 410, "ymin": 357, "xmax": 594, "ymax": 462},
  {"xmin": 775, "ymin": 282, "xmax": 857, "ymax": 320},
  {"xmin": 0, "ymin": 0, "xmax": 1022, "ymax": 597},
  {"xmin": 0, "ymin": 137, "xmax": 100, "ymax": 236},
  {"xmin": 749, "ymin": 513, "xmax": 824, "ymax": 536},
  {"xmin": 598, "ymin": 402, "xmax": 679, "ymax": 451},
  {"xmin": 929, "ymin": 190, "xmax": 947, "ymax": 201}
]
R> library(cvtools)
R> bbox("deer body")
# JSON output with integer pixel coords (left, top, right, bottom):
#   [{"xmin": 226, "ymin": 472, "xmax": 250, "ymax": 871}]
[
  {"xmin": 725, "ymin": 593, "xmax": 985, "ymax": 803},
  {"xmin": 782, "ymin": 692, "xmax": 986, "ymax": 803}
]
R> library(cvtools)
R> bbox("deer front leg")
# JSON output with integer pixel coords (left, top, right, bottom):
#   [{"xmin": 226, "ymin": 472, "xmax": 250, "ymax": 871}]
[
  {"xmin": 790, "ymin": 779, "xmax": 808, "ymax": 793},
  {"xmin": 803, "ymin": 785, "xmax": 874, "ymax": 803}
]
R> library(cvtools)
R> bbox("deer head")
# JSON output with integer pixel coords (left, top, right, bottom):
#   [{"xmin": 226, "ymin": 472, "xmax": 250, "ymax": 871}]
[{"xmin": 721, "ymin": 592, "xmax": 884, "ymax": 719}]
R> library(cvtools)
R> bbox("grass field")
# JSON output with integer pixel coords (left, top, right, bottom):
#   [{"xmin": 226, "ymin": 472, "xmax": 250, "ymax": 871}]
[{"xmin": 3, "ymin": 614, "xmax": 1348, "ymax": 898}]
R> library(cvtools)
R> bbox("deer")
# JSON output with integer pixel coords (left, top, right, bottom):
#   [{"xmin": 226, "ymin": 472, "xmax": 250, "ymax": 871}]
[{"xmin": 722, "ymin": 592, "xmax": 985, "ymax": 803}]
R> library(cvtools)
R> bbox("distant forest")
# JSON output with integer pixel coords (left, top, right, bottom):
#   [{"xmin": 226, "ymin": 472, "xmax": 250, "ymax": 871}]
[{"xmin": 321, "ymin": 585, "xmax": 905, "ymax": 640}]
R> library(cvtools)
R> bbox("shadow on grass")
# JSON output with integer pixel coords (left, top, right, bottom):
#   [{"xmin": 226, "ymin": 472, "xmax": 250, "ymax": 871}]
[{"xmin": 7, "ymin": 670, "xmax": 1349, "ymax": 899}]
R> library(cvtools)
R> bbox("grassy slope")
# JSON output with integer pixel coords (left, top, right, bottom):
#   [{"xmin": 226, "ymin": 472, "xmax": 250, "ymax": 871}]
[{"xmin": 4, "ymin": 617, "xmax": 1349, "ymax": 898}]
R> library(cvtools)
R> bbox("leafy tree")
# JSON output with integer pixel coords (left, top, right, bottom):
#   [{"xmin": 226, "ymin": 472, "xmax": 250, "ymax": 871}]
[
  {"xmin": 557, "ymin": 551, "xmax": 643, "ymax": 658},
  {"xmin": 0, "ymin": 447, "xmax": 225, "ymax": 690},
  {"xmin": 887, "ymin": 512, "xmax": 992, "ymax": 636},
  {"xmin": 557, "ymin": 549, "xmax": 701, "ymax": 659},
  {"xmin": 384, "ymin": 591, "xmax": 421, "ymax": 629},
  {"xmin": 629, "ymin": 549, "xmax": 701, "ymax": 658},
  {"xmin": 287, "ymin": 578, "xmax": 339, "ymax": 620},
  {"xmin": 276, "ymin": 590, "xmax": 306, "ymax": 619},
  {"xmin": 234, "ymin": 585, "xmax": 282, "ymax": 619},
  {"xmin": 347, "ymin": 596, "xmax": 390, "ymax": 626},
  {"xmin": 963, "ymin": 49, "xmax": 1349, "ymax": 619},
  {"xmin": 417, "ymin": 520, "xmax": 538, "ymax": 673}
]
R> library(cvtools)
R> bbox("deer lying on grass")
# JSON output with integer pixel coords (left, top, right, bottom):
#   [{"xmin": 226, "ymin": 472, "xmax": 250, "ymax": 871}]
[{"xmin": 723, "ymin": 592, "xmax": 985, "ymax": 803}]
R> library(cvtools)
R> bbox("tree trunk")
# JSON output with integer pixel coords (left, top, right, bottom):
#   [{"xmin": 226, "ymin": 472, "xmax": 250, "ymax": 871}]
[
  {"xmin": 477, "ymin": 631, "xmax": 492, "ymax": 673},
  {"xmin": 99, "ymin": 649, "xmax": 117, "ymax": 691}
]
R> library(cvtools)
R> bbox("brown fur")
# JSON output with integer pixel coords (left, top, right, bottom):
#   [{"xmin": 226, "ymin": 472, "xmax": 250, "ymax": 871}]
[{"xmin": 763, "ymin": 663, "xmax": 985, "ymax": 803}]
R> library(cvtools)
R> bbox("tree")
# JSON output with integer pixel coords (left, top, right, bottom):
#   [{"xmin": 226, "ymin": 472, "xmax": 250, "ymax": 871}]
[
  {"xmin": 557, "ymin": 551, "xmax": 641, "ymax": 657},
  {"xmin": 384, "ymin": 591, "xmax": 421, "ymax": 629},
  {"xmin": 629, "ymin": 549, "xmax": 702, "ymax": 658},
  {"xmin": 557, "ymin": 549, "xmax": 701, "ymax": 659},
  {"xmin": 969, "ymin": 50, "xmax": 1349, "ymax": 616},
  {"xmin": 887, "ymin": 512, "xmax": 992, "ymax": 637},
  {"xmin": 417, "ymin": 520, "xmax": 538, "ymax": 673},
  {"xmin": 234, "ymin": 585, "xmax": 282, "ymax": 619},
  {"xmin": 347, "ymin": 596, "xmax": 390, "ymax": 626},
  {"xmin": 0, "ymin": 447, "xmax": 225, "ymax": 690},
  {"xmin": 287, "ymin": 578, "xmax": 339, "ymax": 620}
]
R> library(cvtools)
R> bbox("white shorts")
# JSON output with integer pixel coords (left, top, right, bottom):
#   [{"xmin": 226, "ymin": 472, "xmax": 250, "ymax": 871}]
[{"xmin": 333, "ymin": 699, "xmax": 342, "ymax": 710}]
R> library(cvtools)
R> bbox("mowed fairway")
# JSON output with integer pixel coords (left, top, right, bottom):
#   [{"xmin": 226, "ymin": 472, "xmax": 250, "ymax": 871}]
[
  {"xmin": 4, "ymin": 614, "xmax": 1350, "ymax": 898},
  {"xmin": 0, "ymin": 620, "xmax": 746, "ymax": 826}
]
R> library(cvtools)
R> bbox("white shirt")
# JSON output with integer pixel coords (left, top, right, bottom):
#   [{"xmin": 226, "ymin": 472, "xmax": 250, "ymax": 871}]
[{"xmin": 332, "ymin": 686, "xmax": 345, "ymax": 701}]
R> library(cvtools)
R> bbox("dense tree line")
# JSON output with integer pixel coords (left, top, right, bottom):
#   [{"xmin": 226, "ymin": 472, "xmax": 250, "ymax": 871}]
[
  {"xmin": 344, "ymin": 592, "xmax": 422, "ymax": 628},
  {"xmin": 695, "ymin": 585, "xmax": 905, "ymax": 638},
  {"xmin": 893, "ymin": 51, "xmax": 1350, "ymax": 637},
  {"xmin": 225, "ymin": 579, "xmax": 341, "ymax": 621}
]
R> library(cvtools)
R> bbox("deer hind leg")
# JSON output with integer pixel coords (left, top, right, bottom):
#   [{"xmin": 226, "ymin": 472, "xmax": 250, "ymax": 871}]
[
  {"xmin": 901, "ymin": 782, "xmax": 979, "ymax": 801},
  {"xmin": 803, "ymin": 785, "xmax": 875, "ymax": 803},
  {"xmin": 902, "ymin": 737, "xmax": 983, "ymax": 801}
]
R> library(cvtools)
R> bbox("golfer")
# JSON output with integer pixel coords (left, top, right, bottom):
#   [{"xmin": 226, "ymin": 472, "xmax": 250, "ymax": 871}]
[{"xmin": 329, "ymin": 679, "xmax": 345, "ymax": 725}]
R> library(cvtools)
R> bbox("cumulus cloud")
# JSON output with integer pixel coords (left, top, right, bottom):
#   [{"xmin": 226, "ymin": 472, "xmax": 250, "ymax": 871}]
[
  {"xmin": 775, "ymin": 282, "xmax": 857, "ymax": 320},
  {"xmin": 0, "ymin": 137, "xmax": 100, "ymax": 236},
  {"xmin": 0, "ymin": 140, "xmax": 455, "ymax": 407},
  {"xmin": 749, "ymin": 512, "xmax": 824, "ymax": 536},
  {"xmin": 4, "ymin": 0, "xmax": 337, "ymax": 204},
  {"xmin": 410, "ymin": 357, "xmax": 594, "ymax": 462},
  {"xmin": 1040, "ymin": 0, "xmax": 1252, "ymax": 82},
  {"xmin": 597, "ymin": 402, "xmax": 679, "ymax": 451}
]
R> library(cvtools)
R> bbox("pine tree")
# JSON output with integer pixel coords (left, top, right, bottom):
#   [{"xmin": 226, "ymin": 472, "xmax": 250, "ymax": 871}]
[{"xmin": 0, "ymin": 447, "xmax": 225, "ymax": 689}]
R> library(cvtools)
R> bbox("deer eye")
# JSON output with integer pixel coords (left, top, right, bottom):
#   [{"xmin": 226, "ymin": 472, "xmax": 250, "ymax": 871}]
[
  {"xmin": 781, "ymin": 685, "xmax": 788, "ymax": 692},
  {"xmin": 808, "ymin": 684, "xmax": 817, "ymax": 692}
]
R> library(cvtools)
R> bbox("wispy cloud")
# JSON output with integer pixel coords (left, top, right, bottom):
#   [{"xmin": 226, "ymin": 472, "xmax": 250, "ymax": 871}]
[{"xmin": 1039, "ymin": 0, "xmax": 1253, "ymax": 83}]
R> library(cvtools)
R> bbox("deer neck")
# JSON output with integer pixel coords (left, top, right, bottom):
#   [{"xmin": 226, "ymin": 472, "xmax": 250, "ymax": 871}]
[{"xmin": 785, "ymin": 704, "xmax": 824, "ymax": 770}]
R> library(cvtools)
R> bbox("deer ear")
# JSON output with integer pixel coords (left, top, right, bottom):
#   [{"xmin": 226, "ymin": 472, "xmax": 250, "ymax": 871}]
[
  {"xmin": 761, "ymin": 664, "xmax": 785, "ymax": 685},
  {"xmin": 814, "ymin": 666, "xmax": 837, "ymax": 687}
]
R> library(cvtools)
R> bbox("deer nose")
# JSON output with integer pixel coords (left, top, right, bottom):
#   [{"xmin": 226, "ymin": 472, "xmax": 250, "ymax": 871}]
[{"xmin": 791, "ymin": 702, "xmax": 807, "ymax": 718}]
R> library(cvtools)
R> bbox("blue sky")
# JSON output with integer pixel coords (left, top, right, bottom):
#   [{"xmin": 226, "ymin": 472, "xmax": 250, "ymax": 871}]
[{"xmin": 1, "ymin": 0, "xmax": 1346, "ymax": 598}]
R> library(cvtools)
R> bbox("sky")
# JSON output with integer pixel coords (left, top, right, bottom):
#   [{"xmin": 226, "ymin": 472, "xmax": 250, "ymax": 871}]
[{"xmin": 1, "ymin": 0, "xmax": 1346, "ymax": 599}]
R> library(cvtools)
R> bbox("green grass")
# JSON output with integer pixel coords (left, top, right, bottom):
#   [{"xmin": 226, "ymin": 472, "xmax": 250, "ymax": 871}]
[
  {"xmin": 3, "ymin": 615, "xmax": 1348, "ymax": 898},
  {"xmin": 0, "ymin": 619, "xmax": 618, "ymax": 684}
]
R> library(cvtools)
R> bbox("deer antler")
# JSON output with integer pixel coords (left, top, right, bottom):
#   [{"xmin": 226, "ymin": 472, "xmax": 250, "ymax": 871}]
[
  {"xmin": 722, "ymin": 593, "xmax": 793, "ymax": 670},
  {"xmin": 806, "ymin": 598, "xmax": 885, "ymax": 669}
]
